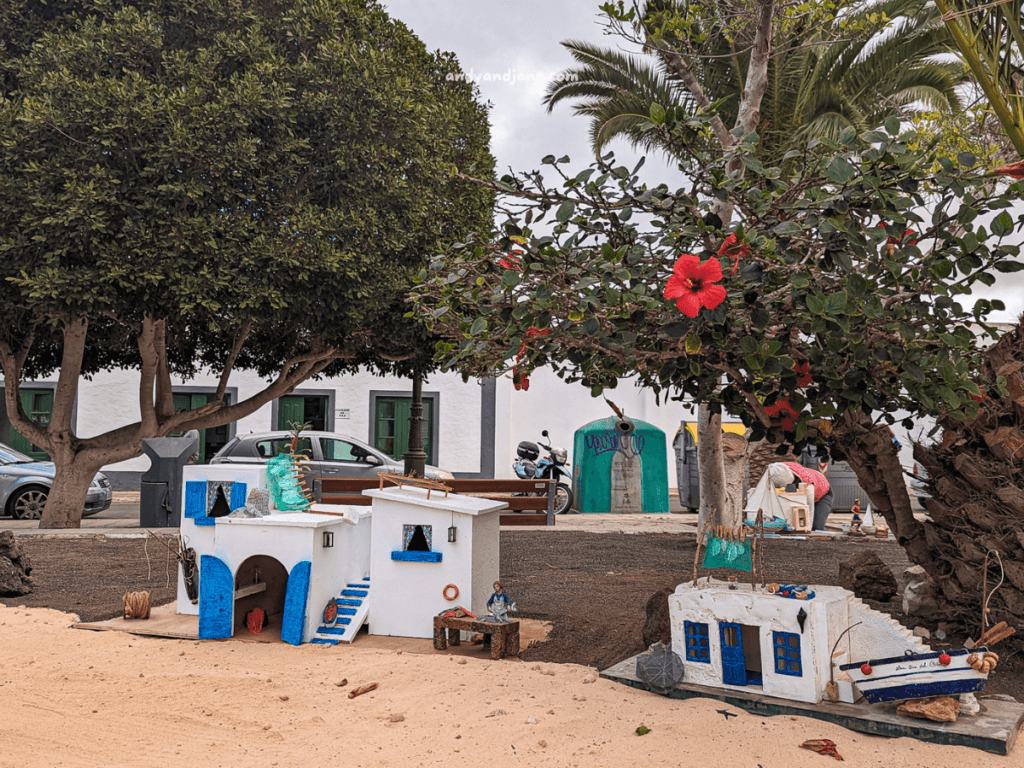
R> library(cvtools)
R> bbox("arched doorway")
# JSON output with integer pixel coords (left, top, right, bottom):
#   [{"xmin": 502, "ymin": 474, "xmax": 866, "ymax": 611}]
[{"xmin": 234, "ymin": 555, "xmax": 289, "ymax": 641}]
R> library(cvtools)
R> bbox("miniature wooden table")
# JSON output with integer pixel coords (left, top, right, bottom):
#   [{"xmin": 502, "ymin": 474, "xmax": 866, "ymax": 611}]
[{"xmin": 433, "ymin": 616, "xmax": 520, "ymax": 660}]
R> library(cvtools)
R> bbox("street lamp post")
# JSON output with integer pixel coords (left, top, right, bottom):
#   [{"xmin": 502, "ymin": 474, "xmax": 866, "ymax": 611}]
[{"xmin": 403, "ymin": 369, "xmax": 427, "ymax": 478}]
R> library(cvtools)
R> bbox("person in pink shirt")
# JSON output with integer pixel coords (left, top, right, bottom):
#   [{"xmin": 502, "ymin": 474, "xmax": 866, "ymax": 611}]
[{"xmin": 768, "ymin": 461, "xmax": 833, "ymax": 531}]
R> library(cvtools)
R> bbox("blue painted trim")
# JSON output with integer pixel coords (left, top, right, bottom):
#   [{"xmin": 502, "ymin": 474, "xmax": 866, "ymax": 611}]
[
  {"xmin": 230, "ymin": 482, "xmax": 248, "ymax": 510},
  {"xmin": 198, "ymin": 555, "xmax": 233, "ymax": 639},
  {"xmin": 852, "ymin": 664, "xmax": 984, "ymax": 685},
  {"xmin": 338, "ymin": 599, "xmax": 362, "ymax": 607},
  {"xmin": 860, "ymin": 678, "xmax": 987, "ymax": 704},
  {"xmin": 391, "ymin": 550, "xmax": 443, "ymax": 563},
  {"xmin": 281, "ymin": 560, "xmax": 312, "ymax": 646},
  {"xmin": 184, "ymin": 481, "xmax": 207, "ymax": 519},
  {"xmin": 338, "ymin": 608, "xmax": 357, "ymax": 616},
  {"xmin": 341, "ymin": 589, "xmax": 368, "ymax": 597},
  {"xmin": 684, "ymin": 621, "xmax": 710, "ymax": 663},
  {"xmin": 194, "ymin": 517, "xmax": 216, "ymax": 527},
  {"xmin": 310, "ymin": 638, "xmax": 338, "ymax": 645},
  {"xmin": 347, "ymin": 583, "xmax": 371, "ymax": 589},
  {"xmin": 840, "ymin": 647, "xmax": 978, "ymax": 671},
  {"xmin": 318, "ymin": 626, "xmax": 347, "ymax": 635},
  {"xmin": 772, "ymin": 631, "xmax": 803, "ymax": 677}
]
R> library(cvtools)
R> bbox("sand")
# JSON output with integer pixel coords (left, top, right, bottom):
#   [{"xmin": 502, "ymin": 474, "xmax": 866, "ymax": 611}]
[{"xmin": 0, "ymin": 603, "xmax": 1017, "ymax": 768}]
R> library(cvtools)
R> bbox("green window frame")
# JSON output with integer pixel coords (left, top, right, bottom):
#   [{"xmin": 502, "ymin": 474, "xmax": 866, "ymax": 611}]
[
  {"xmin": 277, "ymin": 395, "xmax": 329, "ymax": 432},
  {"xmin": 9, "ymin": 388, "xmax": 53, "ymax": 461},
  {"xmin": 171, "ymin": 391, "xmax": 233, "ymax": 464},
  {"xmin": 373, "ymin": 397, "xmax": 434, "ymax": 466}
]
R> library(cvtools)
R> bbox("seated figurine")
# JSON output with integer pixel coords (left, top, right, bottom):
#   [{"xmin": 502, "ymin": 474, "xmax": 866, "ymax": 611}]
[{"xmin": 482, "ymin": 580, "xmax": 516, "ymax": 623}]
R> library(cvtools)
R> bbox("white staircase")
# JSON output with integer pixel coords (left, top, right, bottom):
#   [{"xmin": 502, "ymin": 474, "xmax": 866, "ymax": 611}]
[
  {"xmin": 311, "ymin": 578, "xmax": 371, "ymax": 645},
  {"xmin": 847, "ymin": 596, "xmax": 930, "ymax": 658}
]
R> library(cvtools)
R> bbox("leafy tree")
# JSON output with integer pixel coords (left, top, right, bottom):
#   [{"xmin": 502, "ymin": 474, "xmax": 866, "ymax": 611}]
[
  {"xmin": 546, "ymin": 0, "xmax": 967, "ymax": 169},
  {"xmin": 0, "ymin": 0, "xmax": 494, "ymax": 527},
  {"xmin": 935, "ymin": 0, "xmax": 1024, "ymax": 157},
  {"xmin": 414, "ymin": 113, "xmax": 1024, "ymax": 623}
]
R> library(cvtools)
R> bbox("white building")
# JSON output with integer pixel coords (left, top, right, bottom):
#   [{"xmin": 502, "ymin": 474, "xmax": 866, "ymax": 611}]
[{"xmin": 0, "ymin": 366, "xmax": 688, "ymax": 489}]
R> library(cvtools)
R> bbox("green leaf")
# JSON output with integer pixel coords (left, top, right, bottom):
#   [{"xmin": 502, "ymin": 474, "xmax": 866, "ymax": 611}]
[
  {"xmin": 556, "ymin": 201, "xmax": 575, "ymax": 223},
  {"xmin": 649, "ymin": 103, "xmax": 666, "ymax": 123},
  {"xmin": 884, "ymin": 116, "xmax": 901, "ymax": 135},
  {"xmin": 992, "ymin": 211, "xmax": 1013, "ymax": 237},
  {"xmin": 826, "ymin": 157, "xmax": 855, "ymax": 184},
  {"xmin": 469, "ymin": 317, "xmax": 487, "ymax": 336},
  {"xmin": 741, "ymin": 155, "xmax": 766, "ymax": 175},
  {"xmin": 825, "ymin": 291, "xmax": 847, "ymax": 314}
]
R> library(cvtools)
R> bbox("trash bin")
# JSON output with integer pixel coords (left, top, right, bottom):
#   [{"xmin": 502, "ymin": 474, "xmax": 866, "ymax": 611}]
[
  {"xmin": 139, "ymin": 434, "xmax": 200, "ymax": 527},
  {"xmin": 572, "ymin": 417, "xmax": 669, "ymax": 514}
]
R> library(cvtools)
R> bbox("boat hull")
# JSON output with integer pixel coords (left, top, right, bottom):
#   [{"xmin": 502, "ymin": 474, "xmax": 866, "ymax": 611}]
[{"xmin": 840, "ymin": 648, "xmax": 989, "ymax": 704}]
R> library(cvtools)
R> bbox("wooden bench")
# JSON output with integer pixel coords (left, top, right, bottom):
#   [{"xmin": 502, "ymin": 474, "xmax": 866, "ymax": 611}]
[
  {"xmin": 318, "ymin": 476, "xmax": 557, "ymax": 526},
  {"xmin": 433, "ymin": 615, "xmax": 520, "ymax": 659}
]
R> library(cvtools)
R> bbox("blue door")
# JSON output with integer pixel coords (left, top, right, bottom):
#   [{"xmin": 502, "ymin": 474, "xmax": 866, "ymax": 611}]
[{"xmin": 719, "ymin": 622, "xmax": 747, "ymax": 686}]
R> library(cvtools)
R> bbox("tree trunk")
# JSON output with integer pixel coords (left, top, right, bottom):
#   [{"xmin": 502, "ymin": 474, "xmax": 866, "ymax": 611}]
[
  {"xmin": 697, "ymin": 404, "xmax": 732, "ymax": 533},
  {"xmin": 852, "ymin": 322, "xmax": 1024, "ymax": 631},
  {"xmin": 38, "ymin": 453, "xmax": 105, "ymax": 529}
]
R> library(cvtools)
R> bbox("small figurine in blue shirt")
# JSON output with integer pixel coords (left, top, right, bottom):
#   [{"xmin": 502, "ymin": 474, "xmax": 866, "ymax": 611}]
[{"xmin": 485, "ymin": 580, "xmax": 516, "ymax": 623}]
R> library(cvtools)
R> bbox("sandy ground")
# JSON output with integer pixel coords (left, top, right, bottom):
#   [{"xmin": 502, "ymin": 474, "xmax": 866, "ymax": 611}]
[{"xmin": 0, "ymin": 604, "xmax": 1018, "ymax": 768}]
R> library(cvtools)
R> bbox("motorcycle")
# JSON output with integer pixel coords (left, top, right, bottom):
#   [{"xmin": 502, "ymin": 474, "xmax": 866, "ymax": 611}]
[{"xmin": 513, "ymin": 430, "xmax": 574, "ymax": 514}]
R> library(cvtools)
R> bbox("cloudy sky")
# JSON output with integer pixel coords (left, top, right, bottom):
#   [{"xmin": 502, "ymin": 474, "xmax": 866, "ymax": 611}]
[{"xmin": 383, "ymin": 0, "xmax": 1023, "ymax": 323}]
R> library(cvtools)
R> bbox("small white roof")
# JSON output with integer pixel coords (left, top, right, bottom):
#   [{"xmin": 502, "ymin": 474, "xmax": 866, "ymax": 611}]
[
  {"xmin": 217, "ymin": 511, "xmax": 355, "ymax": 529},
  {"xmin": 363, "ymin": 485, "xmax": 507, "ymax": 516}
]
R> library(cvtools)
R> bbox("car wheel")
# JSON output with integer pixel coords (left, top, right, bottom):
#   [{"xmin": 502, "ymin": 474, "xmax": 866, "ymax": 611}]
[{"xmin": 10, "ymin": 487, "xmax": 48, "ymax": 520}]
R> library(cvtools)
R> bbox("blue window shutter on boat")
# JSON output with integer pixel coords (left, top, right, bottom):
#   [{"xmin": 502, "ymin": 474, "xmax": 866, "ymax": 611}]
[
  {"xmin": 281, "ymin": 560, "xmax": 312, "ymax": 646},
  {"xmin": 230, "ymin": 482, "xmax": 247, "ymax": 511},
  {"xmin": 198, "ymin": 555, "xmax": 233, "ymax": 639},
  {"xmin": 184, "ymin": 481, "xmax": 206, "ymax": 518}
]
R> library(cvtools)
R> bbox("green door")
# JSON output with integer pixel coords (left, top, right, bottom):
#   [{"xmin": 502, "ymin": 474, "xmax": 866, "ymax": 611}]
[
  {"xmin": 277, "ymin": 396, "xmax": 307, "ymax": 431},
  {"xmin": 173, "ymin": 393, "xmax": 209, "ymax": 464},
  {"xmin": 374, "ymin": 397, "xmax": 434, "ymax": 466},
  {"xmin": 10, "ymin": 389, "xmax": 53, "ymax": 460}
]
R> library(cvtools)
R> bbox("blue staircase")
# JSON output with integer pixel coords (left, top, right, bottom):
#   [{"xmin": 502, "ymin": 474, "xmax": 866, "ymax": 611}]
[{"xmin": 311, "ymin": 578, "xmax": 371, "ymax": 645}]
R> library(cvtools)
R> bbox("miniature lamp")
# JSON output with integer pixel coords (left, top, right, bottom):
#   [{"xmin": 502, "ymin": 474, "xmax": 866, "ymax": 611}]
[
  {"xmin": 323, "ymin": 531, "xmax": 334, "ymax": 548},
  {"xmin": 448, "ymin": 525, "xmax": 457, "ymax": 543}
]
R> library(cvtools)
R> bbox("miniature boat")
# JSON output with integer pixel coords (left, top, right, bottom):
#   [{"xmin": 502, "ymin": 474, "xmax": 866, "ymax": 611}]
[{"xmin": 840, "ymin": 647, "xmax": 989, "ymax": 704}]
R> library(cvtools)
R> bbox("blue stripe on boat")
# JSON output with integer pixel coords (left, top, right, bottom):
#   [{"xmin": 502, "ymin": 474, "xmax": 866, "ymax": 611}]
[
  {"xmin": 860, "ymin": 677, "xmax": 987, "ymax": 704},
  {"xmin": 857, "ymin": 665, "xmax": 981, "ymax": 685}
]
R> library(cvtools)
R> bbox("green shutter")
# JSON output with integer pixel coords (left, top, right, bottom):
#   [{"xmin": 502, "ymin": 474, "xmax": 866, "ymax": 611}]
[
  {"xmin": 374, "ymin": 397, "xmax": 434, "ymax": 465},
  {"xmin": 277, "ymin": 396, "xmax": 305, "ymax": 431},
  {"xmin": 10, "ymin": 389, "xmax": 53, "ymax": 460}
]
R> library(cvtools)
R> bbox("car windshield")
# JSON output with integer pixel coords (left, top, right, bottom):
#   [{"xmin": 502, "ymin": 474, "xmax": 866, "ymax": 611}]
[{"xmin": 0, "ymin": 443, "xmax": 33, "ymax": 464}]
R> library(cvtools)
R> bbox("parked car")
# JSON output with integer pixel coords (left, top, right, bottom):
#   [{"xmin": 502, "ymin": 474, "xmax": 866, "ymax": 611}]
[
  {"xmin": 0, "ymin": 442, "xmax": 112, "ymax": 519},
  {"xmin": 209, "ymin": 431, "xmax": 456, "ymax": 488}
]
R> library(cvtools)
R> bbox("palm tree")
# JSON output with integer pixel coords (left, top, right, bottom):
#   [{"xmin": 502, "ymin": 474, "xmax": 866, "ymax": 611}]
[{"xmin": 546, "ymin": 0, "xmax": 968, "ymax": 169}]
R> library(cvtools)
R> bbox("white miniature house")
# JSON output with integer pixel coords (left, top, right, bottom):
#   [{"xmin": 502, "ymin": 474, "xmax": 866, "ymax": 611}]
[
  {"xmin": 669, "ymin": 580, "xmax": 929, "ymax": 704},
  {"xmin": 364, "ymin": 485, "xmax": 506, "ymax": 639},
  {"xmin": 176, "ymin": 464, "xmax": 371, "ymax": 645}
]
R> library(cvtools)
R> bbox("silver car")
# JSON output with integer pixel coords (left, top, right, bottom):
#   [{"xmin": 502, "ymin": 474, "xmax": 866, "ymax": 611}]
[
  {"xmin": 209, "ymin": 431, "xmax": 455, "ymax": 485},
  {"xmin": 0, "ymin": 442, "xmax": 113, "ymax": 519}
]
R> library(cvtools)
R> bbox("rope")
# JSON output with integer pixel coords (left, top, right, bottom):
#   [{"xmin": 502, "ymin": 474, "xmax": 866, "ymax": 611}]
[
  {"xmin": 982, "ymin": 549, "xmax": 1005, "ymax": 635},
  {"xmin": 123, "ymin": 591, "xmax": 151, "ymax": 620}
]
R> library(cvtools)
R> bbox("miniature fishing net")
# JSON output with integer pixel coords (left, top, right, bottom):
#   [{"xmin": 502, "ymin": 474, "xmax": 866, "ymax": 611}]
[
  {"xmin": 265, "ymin": 454, "xmax": 311, "ymax": 511},
  {"xmin": 636, "ymin": 642, "xmax": 684, "ymax": 695},
  {"xmin": 702, "ymin": 534, "xmax": 753, "ymax": 571}
]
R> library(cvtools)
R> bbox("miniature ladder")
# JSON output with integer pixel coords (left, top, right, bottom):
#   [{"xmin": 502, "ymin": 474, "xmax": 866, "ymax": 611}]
[
  {"xmin": 848, "ymin": 597, "xmax": 931, "ymax": 653},
  {"xmin": 311, "ymin": 578, "xmax": 371, "ymax": 645}
]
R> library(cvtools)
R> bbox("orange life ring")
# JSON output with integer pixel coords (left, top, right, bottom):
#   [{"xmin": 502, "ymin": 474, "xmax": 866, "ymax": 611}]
[{"xmin": 442, "ymin": 583, "xmax": 459, "ymax": 601}]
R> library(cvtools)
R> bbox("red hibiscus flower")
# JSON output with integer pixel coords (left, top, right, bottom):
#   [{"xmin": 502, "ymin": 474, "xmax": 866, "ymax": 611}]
[
  {"xmin": 498, "ymin": 249, "xmax": 523, "ymax": 270},
  {"xmin": 512, "ymin": 327, "xmax": 551, "ymax": 391},
  {"xmin": 794, "ymin": 361, "xmax": 812, "ymax": 387},
  {"xmin": 717, "ymin": 233, "xmax": 749, "ymax": 276},
  {"xmin": 764, "ymin": 398, "xmax": 800, "ymax": 431},
  {"xmin": 994, "ymin": 160, "xmax": 1024, "ymax": 179},
  {"xmin": 664, "ymin": 254, "xmax": 727, "ymax": 318}
]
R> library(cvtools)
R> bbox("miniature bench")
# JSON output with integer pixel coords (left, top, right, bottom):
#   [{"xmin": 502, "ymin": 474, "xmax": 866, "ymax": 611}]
[
  {"xmin": 432, "ymin": 615, "xmax": 520, "ymax": 660},
  {"xmin": 319, "ymin": 477, "xmax": 558, "ymax": 526}
]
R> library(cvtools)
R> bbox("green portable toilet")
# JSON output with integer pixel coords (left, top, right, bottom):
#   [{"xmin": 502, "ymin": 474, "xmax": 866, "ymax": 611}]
[{"xmin": 572, "ymin": 417, "xmax": 669, "ymax": 514}]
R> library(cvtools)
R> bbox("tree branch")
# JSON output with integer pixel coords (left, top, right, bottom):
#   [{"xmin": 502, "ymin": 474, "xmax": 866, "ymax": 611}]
[{"xmin": 215, "ymin": 320, "xmax": 253, "ymax": 403}]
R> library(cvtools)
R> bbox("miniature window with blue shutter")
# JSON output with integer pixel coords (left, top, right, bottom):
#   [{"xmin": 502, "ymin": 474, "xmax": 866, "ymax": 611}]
[
  {"xmin": 684, "ymin": 621, "xmax": 710, "ymax": 663},
  {"xmin": 773, "ymin": 631, "xmax": 802, "ymax": 676}
]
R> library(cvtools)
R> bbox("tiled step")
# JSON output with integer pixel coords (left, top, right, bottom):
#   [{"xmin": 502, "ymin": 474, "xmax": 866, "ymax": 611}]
[{"xmin": 341, "ymin": 589, "xmax": 368, "ymax": 598}]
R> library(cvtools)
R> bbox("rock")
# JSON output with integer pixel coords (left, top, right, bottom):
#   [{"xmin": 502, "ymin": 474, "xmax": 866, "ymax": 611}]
[
  {"xmin": 582, "ymin": 673, "xmax": 597, "ymax": 684},
  {"xmin": 902, "ymin": 565, "xmax": 942, "ymax": 619},
  {"xmin": 641, "ymin": 587, "xmax": 673, "ymax": 647},
  {"xmin": 0, "ymin": 531, "xmax": 32, "ymax": 596},
  {"xmin": 913, "ymin": 626, "xmax": 931, "ymax": 639},
  {"xmin": 839, "ymin": 550, "xmax": 898, "ymax": 602},
  {"xmin": 897, "ymin": 696, "xmax": 960, "ymax": 723}
]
